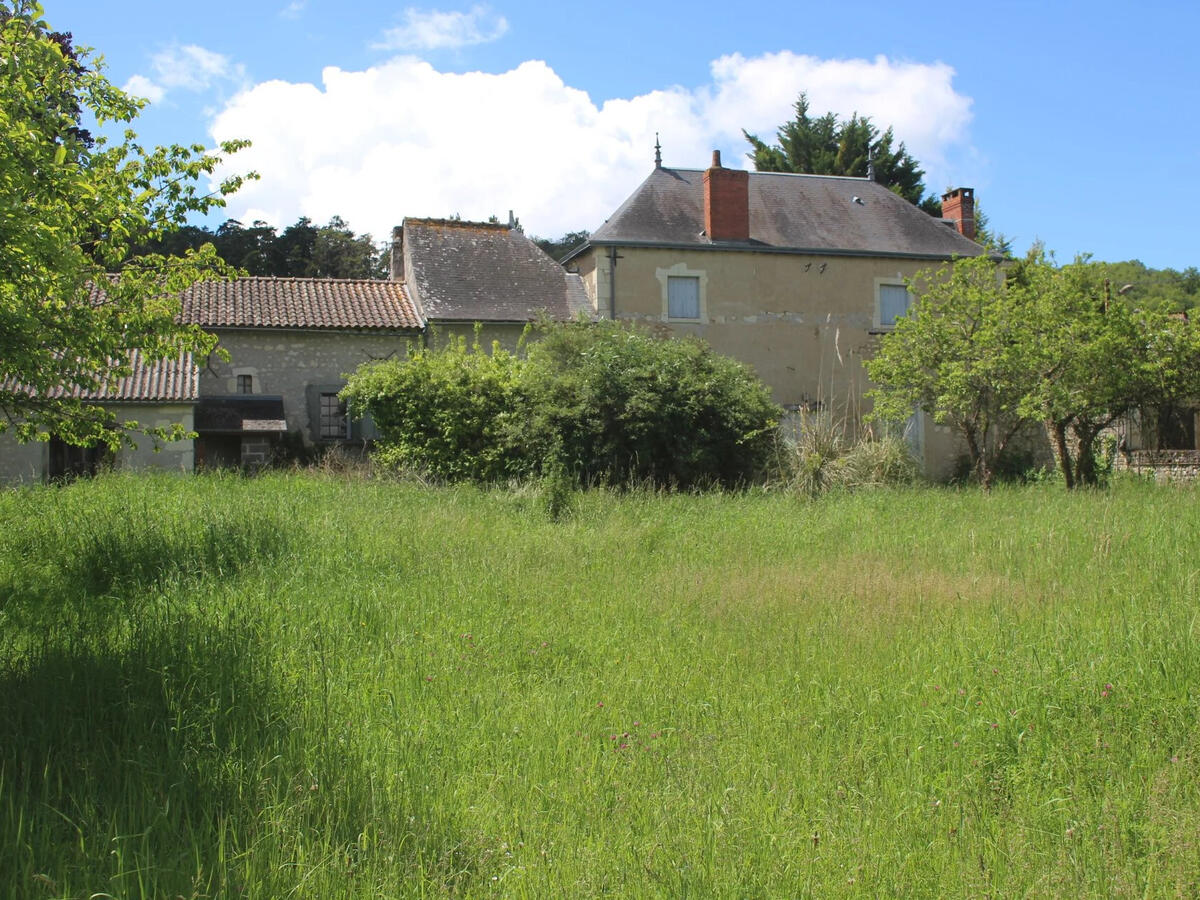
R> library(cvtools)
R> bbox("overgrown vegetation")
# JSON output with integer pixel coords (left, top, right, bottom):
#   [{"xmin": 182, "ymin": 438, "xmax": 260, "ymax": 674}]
[
  {"xmin": 867, "ymin": 253, "xmax": 1200, "ymax": 489},
  {"xmin": 343, "ymin": 321, "xmax": 781, "ymax": 489},
  {"xmin": 2, "ymin": 473, "xmax": 1198, "ymax": 897}
]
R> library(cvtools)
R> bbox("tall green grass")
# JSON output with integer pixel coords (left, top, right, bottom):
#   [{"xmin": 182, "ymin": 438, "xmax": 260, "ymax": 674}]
[{"xmin": 1, "ymin": 473, "xmax": 1197, "ymax": 897}]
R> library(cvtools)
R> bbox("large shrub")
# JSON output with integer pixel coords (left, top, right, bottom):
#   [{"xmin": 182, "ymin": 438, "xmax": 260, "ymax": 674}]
[
  {"xmin": 340, "ymin": 335, "xmax": 527, "ymax": 481},
  {"xmin": 520, "ymin": 321, "xmax": 779, "ymax": 488},
  {"xmin": 344, "ymin": 322, "xmax": 780, "ymax": 489}
]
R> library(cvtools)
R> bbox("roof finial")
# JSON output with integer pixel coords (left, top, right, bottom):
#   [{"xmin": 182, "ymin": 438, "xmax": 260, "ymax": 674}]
[{"xmin": 654, "ymin": 133, "xmax": 662, "ymax": 169}]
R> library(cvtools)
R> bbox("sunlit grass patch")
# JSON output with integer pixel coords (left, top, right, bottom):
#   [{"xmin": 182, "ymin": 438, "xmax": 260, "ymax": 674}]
[{"xmin": 1, "ymin": 472, "xmax": 1198, "ymax": 897}]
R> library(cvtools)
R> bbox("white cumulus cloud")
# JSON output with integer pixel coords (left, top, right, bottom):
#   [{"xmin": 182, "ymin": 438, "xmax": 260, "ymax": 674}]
[
  {"xmin": 208, "ymin": 51, "xmax": 976, "ymax": 242},
  {"xmin": 374, "ymin": 5, "xmax": 509, "ymax": 51},
  {"xmin": 124, "ymin": 44, "xmax": 246, "ymax": 104}
]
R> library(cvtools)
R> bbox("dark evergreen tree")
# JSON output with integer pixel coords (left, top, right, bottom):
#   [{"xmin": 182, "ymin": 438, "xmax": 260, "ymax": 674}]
[{"xmin": 744, "ymin": 93, "xmax": 940, "ymax": 214}]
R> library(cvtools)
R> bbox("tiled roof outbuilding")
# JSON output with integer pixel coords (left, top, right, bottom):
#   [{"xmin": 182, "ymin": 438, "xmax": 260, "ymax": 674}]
[
  {"xmin": 179, "ymin": 277, "xmax": 422, "ymax": 331},
  {"xmin": 4, "ymin": 350, "xmax": 199, "ymax": 403}
]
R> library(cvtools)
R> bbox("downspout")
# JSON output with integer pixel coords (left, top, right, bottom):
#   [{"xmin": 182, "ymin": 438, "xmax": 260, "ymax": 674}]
[{"xmin": 607, "ymin": 246, "xmax": 621, "ymax": 320}]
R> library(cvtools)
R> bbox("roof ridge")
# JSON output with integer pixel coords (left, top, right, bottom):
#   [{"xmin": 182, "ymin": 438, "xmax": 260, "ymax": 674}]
[
  {"xmin": 405, "ymin": 217, "xmax": 511, "ymax": 231},
  {"xmin": 662, "ymin": 166, "xmax": 871, "ymax": 182},
  {"xmin": 233, "ymin": 275, "xmax": 398, "ymax": 284}
]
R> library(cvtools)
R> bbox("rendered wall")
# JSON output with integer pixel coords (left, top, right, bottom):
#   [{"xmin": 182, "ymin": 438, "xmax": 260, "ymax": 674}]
[
  {"xmin": 0, "ymin": 403, "xmax": 195, "ymax": 483},
  {"xmin": 577, "ymin": 245, "xmax": 970, "ymax": 478}
]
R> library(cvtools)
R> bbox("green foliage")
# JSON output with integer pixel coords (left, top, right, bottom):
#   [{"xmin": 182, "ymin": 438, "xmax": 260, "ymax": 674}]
[
  {"xmin": 0, "ymin": 1, "xmax": 250, "ymax": 447},
  {"xmin": 745, "ymin": 92, "xmax": 938, "ymax": 213},
  {"xmin": 142, "ymin": 214, "xmax": 388, "ymax": 278},
  {"xmin": 1098, "ymin": 259, "xmax": 1200, "ymax": 312},
  {"xmin": 343, "ymin": 321, "xmax": 781, "ymax": 489},
  {"xmin": 869, "ymin": 253, "xmax": 1200, "ymax": 490},
  {"xmin": 519, "ymin": 320, "xmax": 780, "ymax": 488},
  {"xmin": 339, "ymin": 333, "xmax": 526, "ymax": 482},
  {"xmin": 781, "ymin": 414, "xmax": 918, "ymax": 497},
  {"xmin": 531, "ymin": 229, "xmax": 590, "ymax": 262},
  {"xmin": 1013, "ymin": 255, "xmax": 1200, "ymax": 487},
  {"xmin": 867, "ymin": 255, "xmax": 1036, "ymax": 489}
]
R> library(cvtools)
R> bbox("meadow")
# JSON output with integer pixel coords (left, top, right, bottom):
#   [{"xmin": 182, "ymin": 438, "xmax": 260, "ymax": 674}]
[{"xmin": 1, "ymin": 473, "xmax": 1197, "ymax": 897}]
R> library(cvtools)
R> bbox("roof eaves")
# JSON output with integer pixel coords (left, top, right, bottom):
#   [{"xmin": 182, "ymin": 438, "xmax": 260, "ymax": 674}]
[{"xmin": 579, "ymin": 238, "xmax": 990, "ymax": 262}]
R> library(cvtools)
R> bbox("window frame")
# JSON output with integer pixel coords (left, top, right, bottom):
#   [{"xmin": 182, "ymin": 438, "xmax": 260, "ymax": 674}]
[
  {"xmin": 874, "ymin": 277, "xmax": 912, "ymax": 330},
  {"xmin": 318, "ymin": 391, "xmax": 349, "ymax": 441},
  {"xmin": 656, "ymin": 262, "xmax": 708, "ymax": 323}
]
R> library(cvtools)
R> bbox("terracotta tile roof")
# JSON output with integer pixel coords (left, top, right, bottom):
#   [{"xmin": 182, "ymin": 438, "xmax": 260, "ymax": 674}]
[
  {"xmin": 581, "ymin": 167, "xmax": 988, "ymax": 259},
  {"xmin": 403, "ymin": 219, "xmax": 591, "ymax": 322},
  {"xmin": 179, "ymin": 277, "xmax": 422, "ymax": 330},
  {"xmin": 4, "ymin": 350, "xmax": 199, "ymax": 403}
]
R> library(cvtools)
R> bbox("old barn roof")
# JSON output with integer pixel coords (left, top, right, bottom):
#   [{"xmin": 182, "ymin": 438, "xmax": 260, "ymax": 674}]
[
  {"xmin": 3, "ymin": 350, "xmax": 199, "ymax": 403},
  {"xmin": 578, "ymin": 167, "xmax": 987, "ymax": 260},
  {"xmin": 402, "ymin": 219, "xmax": 591, "ymax": 322},
  {"xmin": 179, "ymin": 277, "xmax": 422, "ymax": 331}
]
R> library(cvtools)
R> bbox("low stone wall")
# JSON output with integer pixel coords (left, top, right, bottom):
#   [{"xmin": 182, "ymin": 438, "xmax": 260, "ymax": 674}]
[{"xmin": 1116, "ymin": 449, "xmax": 1200, "ymax": 481}]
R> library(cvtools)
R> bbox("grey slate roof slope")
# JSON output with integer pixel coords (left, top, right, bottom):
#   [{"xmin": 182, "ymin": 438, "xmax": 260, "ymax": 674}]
[
  {"xmin": 403, "ymin": 219, "xmax": 591, "ymax": 322},
  {"xmin": 583, "ymin": 167, "xmax": 986, "ymax": 259},
  {"xmin": 4, "ymin": 350, "xmax": 199, "ymax": 402},
  {"xmin": 179, "ymin": 277, "xmax": 422, "ymax": 331}
]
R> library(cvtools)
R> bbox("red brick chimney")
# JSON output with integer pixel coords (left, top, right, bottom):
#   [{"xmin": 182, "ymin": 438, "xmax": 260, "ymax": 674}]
[
  {"xmin": 703, "ymin": 150, "xmax": 750, "ymax": 242},
  {"xmin": 941, "ymin": 187, "xmax": 976, "ymax": 241}
]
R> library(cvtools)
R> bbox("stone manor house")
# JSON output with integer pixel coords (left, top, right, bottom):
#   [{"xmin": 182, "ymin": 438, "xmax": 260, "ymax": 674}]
[{"xmin": 2, "ymin": 151, "xmax": 993, "ymax": 482}]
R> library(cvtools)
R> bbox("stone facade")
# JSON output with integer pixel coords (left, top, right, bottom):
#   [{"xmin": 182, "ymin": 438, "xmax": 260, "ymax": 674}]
[
  {"xmin": 203, "ymin": 328, "xmax": 415, "ymax": 442},
  {"xmin": 1116, "ymin": 449, "xmax": 1200, "ymax": 482}
]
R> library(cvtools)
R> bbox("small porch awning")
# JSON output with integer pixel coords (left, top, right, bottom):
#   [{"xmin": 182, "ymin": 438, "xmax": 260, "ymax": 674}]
[{"xmin": 195, "ymin": 395, "xmax": 288, "ymax": 434}]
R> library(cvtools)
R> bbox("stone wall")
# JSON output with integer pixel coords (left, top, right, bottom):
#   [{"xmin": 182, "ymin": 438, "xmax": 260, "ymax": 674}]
[
  {"xmin": 203, "ymin": 328, "xmax": 416, "ymax": 443},
  {"xmin": 1116, "ymin": 449, "xmax": 1200, "ymax": 482}
]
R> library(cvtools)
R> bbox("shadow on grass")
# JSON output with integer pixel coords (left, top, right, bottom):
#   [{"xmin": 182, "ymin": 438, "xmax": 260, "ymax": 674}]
[
  {"xmin": 0, "ymin": 504, "xmax": 292, "ymax": 622},
  {"xmin": 0, "ymin": 614, "xmax": 479, "ymax": 898}
]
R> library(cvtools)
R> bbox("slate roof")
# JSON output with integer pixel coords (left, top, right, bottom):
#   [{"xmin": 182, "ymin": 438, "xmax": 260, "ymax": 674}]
[
  {"xmin": 3, "ymin": 350, "xmax": 199, "ymax": 403},
  {"xmin": 179, "ymin": 277, "xmax": 421, "ymax": 331},
  {"xmin": 403, "ymin": 219, "xmax": 592, "ymax": 322},
  {"xmin": 579, "ymin": 167, "xmax": 987, "ymax": 260}
]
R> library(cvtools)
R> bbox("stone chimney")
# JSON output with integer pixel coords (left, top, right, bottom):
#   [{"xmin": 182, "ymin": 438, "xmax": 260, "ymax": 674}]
[
  {"xmin": 941, "ymin": 187, "xmax": 976, "ymax": 241},
  {"xmin": 389, "ymin": 225, "xmax": 403, "ymax": 280},
  {"xmin": 703, "ymin": 150, "xmax": 750, "ymax": 242}
]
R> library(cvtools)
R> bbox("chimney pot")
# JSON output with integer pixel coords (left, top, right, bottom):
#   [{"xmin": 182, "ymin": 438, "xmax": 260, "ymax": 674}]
[{"xmin": 711, "ymin": 149, "xmax": 722, "ymax": 168}]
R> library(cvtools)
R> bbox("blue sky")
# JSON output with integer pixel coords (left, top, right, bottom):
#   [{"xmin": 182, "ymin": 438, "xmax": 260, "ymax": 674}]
[{"xmin": 47, "ymin": 0, "xmax": 1200, "ymax": 269}]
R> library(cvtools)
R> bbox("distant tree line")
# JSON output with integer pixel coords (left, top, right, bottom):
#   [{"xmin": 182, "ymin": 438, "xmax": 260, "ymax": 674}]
[{"xmin": 137, "ymin": 216, "xmax": 389, "ymax": 280}]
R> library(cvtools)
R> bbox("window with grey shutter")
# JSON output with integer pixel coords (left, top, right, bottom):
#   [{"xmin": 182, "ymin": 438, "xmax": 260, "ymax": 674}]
[
  {"xmin": 319, "ymin": 392, "xmax": 348, "ymax": 440},
  {"xmin": 667, "ymin": 275, "xmax": 701, "ymax": 319},
  {"xmin": 879, "ymin": 284, "xmax": 910, "ymax": 328}
]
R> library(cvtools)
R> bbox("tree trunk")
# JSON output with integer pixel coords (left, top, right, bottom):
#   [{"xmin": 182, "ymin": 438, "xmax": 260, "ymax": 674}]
[
  {"xmin": 1074, "ymin": 424, "xmax": 1102, "ymax": 487},
  {"xmin": 1046, "ymin": 419, "xmax": 1075, "ymax": 490},
  {"xmin": 963, "ymin": 426, "xmax": 990, "ymax": 490}
]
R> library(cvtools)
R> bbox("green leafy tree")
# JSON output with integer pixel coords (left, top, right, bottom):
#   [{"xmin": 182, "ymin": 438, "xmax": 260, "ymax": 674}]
[
  {"xmin": 1015, "ymin": 256, "xmax": 1200, "ymax": 487},
  {"xmin": 533, "ymin": 230, "xmax": 590, "ymax": 262},
  {"xmin": 866, "ymin": 255, "xmax": 1036, "ymax": 489},
  {"xmin": 745, "ymin": 93, "xmax": 940, "ymax": 214},
  {"xmin": 0, "ymin": 1, "xmax": 250, "ymax": 446}
]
